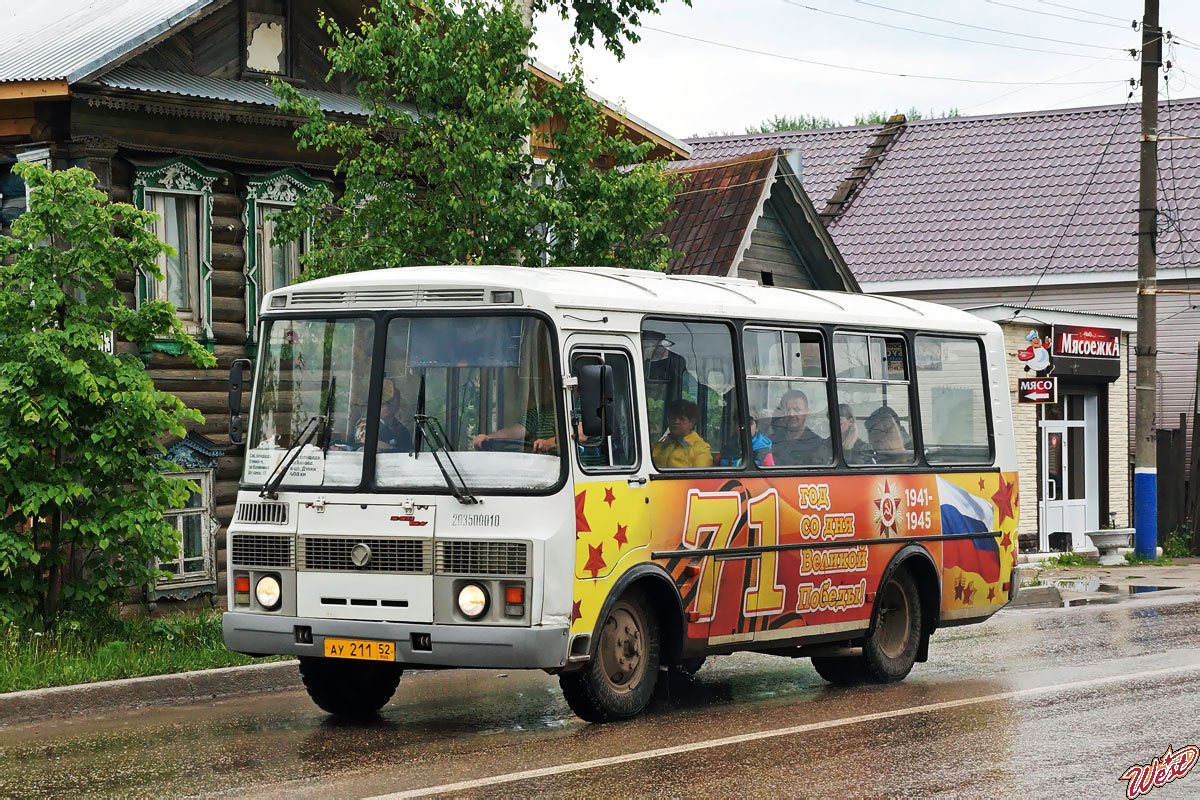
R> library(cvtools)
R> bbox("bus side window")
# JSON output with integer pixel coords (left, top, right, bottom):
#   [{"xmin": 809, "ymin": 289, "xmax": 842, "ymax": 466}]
[
  {"xmin": 642, "ymin": 320, "xmax": 740, "ymax": 470},
  {"xmin": 915, "ymin": 335, "xmax": 992, "ymax": 464},
  {"xmin": 834, "ymin": 333, "xmax": 915, "ymax": 466},
  {"xmin": 571, "ymin": 350, "xmax": 639, "ymax": 471}
]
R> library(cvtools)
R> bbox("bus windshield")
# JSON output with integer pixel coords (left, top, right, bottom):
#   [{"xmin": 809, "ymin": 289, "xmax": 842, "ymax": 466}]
[{"xmin": 243, "ymin": 314, "xmax": 562, "ymax": 492}]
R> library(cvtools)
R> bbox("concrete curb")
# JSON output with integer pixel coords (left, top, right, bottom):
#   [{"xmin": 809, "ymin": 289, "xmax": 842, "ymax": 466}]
[
  {"xmin": 1009, "ymin": 585, "xmax": 1063, "ymax": 608},
  {"xmin": 0, "ymin": 659, "xmax": 301, "ymax": 727}
]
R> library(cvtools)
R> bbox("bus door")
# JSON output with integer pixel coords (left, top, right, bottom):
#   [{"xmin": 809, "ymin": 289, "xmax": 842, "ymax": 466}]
[{"xmin": 566, "ymin": 339, "xmax": 651, "ymax": 585}]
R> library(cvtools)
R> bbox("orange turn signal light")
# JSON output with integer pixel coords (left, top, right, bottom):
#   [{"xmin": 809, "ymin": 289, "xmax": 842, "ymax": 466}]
[
  {"xmin": 234, "ymin": 576, "xmax": 251, "ymax": 593},
  {"xmin": 505, "ymin": 586, "xmax": 525, "ymax": 604}
]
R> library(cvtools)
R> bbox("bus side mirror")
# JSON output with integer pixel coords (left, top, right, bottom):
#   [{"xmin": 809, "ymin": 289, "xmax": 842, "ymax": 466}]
[
  {"xmin": 228, "ymin": 358, "xmax": 253, "ymax": 445},
  {"xmin": 578, "ymin": 364, "xmax": 614, "ymax": 438}
]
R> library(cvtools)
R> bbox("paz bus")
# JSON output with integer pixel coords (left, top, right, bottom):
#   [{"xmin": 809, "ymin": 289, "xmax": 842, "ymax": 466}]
[{"xmin": 223, "ymin": 265, "xmax": 1019, "ymax": 722}]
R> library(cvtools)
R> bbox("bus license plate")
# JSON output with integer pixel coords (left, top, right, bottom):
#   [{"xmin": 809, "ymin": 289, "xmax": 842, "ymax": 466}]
[{"xmin": 323, "ymin": 638, "xmax": 395, "ymax": 662}]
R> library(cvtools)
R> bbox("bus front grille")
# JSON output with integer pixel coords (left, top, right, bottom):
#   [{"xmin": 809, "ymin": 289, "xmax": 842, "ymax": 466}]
[
  {"xmin": 301, "ymin": 537, "xmax": 431, "ymax": 573},
  {"xmin": 231, "ymin": 534, "xmax": 294, "ymax": 568},
  {"xmin": 435, "ymin": 541, "xmax": 529, "ymax": 576},
  {"xmin": 235, "ymin": 501, "xmax": 288, "ymax": 525}
]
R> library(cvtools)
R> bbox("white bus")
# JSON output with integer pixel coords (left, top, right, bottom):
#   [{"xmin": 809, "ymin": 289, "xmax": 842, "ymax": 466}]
[{"xmin": 224, "ymin": 265, "xmax": 1019, "ymax": 722}]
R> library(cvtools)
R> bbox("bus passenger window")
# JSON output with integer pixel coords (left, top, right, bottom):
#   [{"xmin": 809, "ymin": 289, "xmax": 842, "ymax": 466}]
[
  {"xmin": 915, "ymin": 336, "xmax": 992, "ymax": 464},
  {"xmin": 834, "ymin": 334, "xmax": 914, "ymax": 466},
  {"xmin": 642, "ymin": 320, "xmax": 739, "ymax": 470},
  {"xmin": 571, "ymin": 351, "xmax": 638, "ymax": 471},
  {"xmin": 745, "ymin": 327, "xmax": 832, "ymax": 467}
]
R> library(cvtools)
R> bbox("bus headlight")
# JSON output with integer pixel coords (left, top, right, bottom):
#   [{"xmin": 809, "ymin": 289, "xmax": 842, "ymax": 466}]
[
  {"xmin": 457, "ymin": 583, "xmax": 489, "ymax": 619},
  {"xmin": 255, "ymin": 575, "xmax": 282, "ymax": 610}
]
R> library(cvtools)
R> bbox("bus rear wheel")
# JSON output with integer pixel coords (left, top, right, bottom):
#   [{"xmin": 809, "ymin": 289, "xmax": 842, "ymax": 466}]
[
  {"xmin": 298, "ymin": 656, "xmax": 403, "ymax": 718},
  {"xmin": 862, "ymin": 568, "xmax": 922, "ymax": 683},
  {"xmin": 560, "ymin": 591, "xmax": 661, "ymax": 723}
]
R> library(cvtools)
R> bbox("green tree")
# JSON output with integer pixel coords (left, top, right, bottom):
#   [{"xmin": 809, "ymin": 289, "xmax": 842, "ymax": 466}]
[
  {"xmin": 532, "ymin": 0, "xmax": 692, "ymax": 59},
  {"xmin": 0, "ymin": 164, "xmax": 215, "ymax": 628},
  {"xmin": 271, "ymin": 0, "xmax": 680, "ymax": 278},
  {"xmin": 749, "ymin": 107, "xmax": 962, "ymax": 132},
  {"xmin": 746, "ymin": 113, "xmax": 842, "ymax": 133}
]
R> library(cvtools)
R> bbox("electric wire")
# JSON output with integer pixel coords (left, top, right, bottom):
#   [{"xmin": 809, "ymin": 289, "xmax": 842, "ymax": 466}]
[
  {"xmin": 1035, "ymin": 1, "xmax": 1134, "ymax": 25},
  {"xmin": 781, "ymin": 0, "xmax": 1132, "ymax": 60},
  {"xmin": 636, "ymin": 24, "xmax": 1122, "ymax": 86},
  {"xmin": 853, "ymin": 0, "xmax": 1126, "ymax": 51},
  {"xmin": 1011, "ymin": 98, "xmax": 1134, "ymax": 319},
  {"xmin": 985, "ymin": 0, "xmax": 1134, "ymax": 31}
]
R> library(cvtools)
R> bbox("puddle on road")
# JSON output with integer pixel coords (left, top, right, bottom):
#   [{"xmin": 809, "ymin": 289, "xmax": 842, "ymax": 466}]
[{"xmin": 1034, "ymin": 578, "xmax": 1180, "ymax": 606}]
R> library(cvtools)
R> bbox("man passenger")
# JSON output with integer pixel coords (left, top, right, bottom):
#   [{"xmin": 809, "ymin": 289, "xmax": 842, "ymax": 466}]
[{"xmin": 771, "ymin": 389, "xmax": 830, "ymax": 465}]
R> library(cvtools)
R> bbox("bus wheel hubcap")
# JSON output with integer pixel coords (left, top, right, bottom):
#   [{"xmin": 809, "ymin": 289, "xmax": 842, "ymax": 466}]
[
  {"xmin": 600, "ymin": 606, "xmax": 644, "ymax": 692},
  {"xmin": 876, "ymin": 580, "xmax": 911, "ymax": 660}
]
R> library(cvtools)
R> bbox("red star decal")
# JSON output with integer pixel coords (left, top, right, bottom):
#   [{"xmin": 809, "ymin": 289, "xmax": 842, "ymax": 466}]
[
  {"xmin": 584, "ymin": 543, "xmax": 606, "ymax": 578},
  {"xmin": 603, "ymin": 487, "xmax": 616, "ymax": 507},
  {"xmin": 614, "ymin": 523, "xmax": 628, "ymax": 549},
  {"xmin": 1001, "ymin": 532, "xmax": 1012, "ymax": 549},
  {"xmin": 874, "ymin": 480, "xmax": 892, "ymax": 513},
  {"xmin": 569, "ymin": 599, "xmax": 582, "ymax": 626},
  {"xmin": 954, "ymin": 578, "xmax": 964, "ymax": 601},
  {"xmin": 992, "ymin": 478, "xmax": 1016, "ymax": 524},
  {"xmin": 575, "ymin": 491, "xmax": 591, "ymax": 535},
  {"xmin": 979, "ymin": 478, "xmax": 986, "ymax": 491},
  {"xmin": 987, "ymin": 587, "xmax": 996, "ymax": 601},
  {"xmin": 963, "ymin": 583, "xmax": 977, "ymax": 604}
]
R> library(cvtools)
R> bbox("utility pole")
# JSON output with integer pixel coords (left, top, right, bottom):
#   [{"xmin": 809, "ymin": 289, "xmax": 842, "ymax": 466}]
[{"xmin": 1134, "ymin": 0, "xmax": 1161, "ymax": 559}]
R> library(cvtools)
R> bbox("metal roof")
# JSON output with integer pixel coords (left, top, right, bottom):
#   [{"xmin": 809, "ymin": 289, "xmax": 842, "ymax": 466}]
[
  {"xmin": 0, "ymin": 0, "xmax": 222, "ymax": 83},
  {"xmin": 94, "ymin": 65, "xmax": 411, "ymax": 119}
]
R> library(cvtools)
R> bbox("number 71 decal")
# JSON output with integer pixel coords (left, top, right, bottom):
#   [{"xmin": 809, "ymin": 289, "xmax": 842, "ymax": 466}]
[{"xmin": 680, "ymin": 488, "xmax": 785, "ymax": 622}]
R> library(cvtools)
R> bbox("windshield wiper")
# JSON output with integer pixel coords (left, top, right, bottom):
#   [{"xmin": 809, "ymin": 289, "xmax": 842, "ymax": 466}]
[
  {"xmin": 413, "ymin": 414, "xmax": 479, "ymax": 505},
  {"xmin": 260, "ymin": 377, "xmax": 335, "ymax": 499}
]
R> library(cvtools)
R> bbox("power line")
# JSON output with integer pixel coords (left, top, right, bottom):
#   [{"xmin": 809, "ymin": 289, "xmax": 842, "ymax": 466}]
[
  {"xmin": 853, "ymin": 0, "xmax": 1124, "ymax": 51},
  {"xmin": 636, "ymin": 25, "xmax": 1122, "ymax": 87},
  {"xmin": 985, "ymin": 0, "xmax": 1134, "ymax": 31},
  {"xmin": 780, "ymin": 0, "xmax": 1132, "ymax": 60},
  {"xmin": 961, "ymin": 52, "xmax": 1131, "ymax": 112},
  {"xmin": 1013, "ymin": 99, "xmax": 1133, "ymax": 317},
  {"xmin": 1036, "ymin": 1, "xmax": 1134, "ymax": 25}
]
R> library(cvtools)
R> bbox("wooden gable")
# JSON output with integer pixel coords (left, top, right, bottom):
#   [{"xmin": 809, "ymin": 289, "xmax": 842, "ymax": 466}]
[{"xmin": 125, "ymin": 0, "xmax": 362, "ymax": 94}]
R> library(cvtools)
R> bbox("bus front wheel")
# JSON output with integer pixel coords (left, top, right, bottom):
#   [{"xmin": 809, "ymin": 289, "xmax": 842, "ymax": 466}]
[
  {"xmin": 560, "ymin": 591, "xmax": 661, "ymax": 722},
  {"xmin": 862, "ymin": 568, "xmax": 922, "ymax": 683},
  {"xmin": 298, "ymin": 656, "xmax": 403, "ymax": 718}
]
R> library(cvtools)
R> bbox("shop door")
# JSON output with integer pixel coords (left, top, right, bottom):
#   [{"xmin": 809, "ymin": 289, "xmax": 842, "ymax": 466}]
[{"xmin": 1039, "ymin": 393, "xmax": 1098, "ymax": 550}]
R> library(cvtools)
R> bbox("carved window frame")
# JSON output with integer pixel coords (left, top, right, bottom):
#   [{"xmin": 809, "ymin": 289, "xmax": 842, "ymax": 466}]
[
  {"xmin": 154, "ymin": 469, "xmax": 218, "ymax": 593},
  {"xmin": 134, "ymin": 157, "xmax": 224, "ymax": 350},
  {"xmin": 243, "ymin": 167, "xmax": 322, "ymax": 340}
]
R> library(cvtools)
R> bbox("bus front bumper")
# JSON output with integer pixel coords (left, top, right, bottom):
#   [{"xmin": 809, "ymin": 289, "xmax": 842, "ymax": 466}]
[{"xmin": 222, "ymin": 612, "xmax": 570, "ymax": 670}]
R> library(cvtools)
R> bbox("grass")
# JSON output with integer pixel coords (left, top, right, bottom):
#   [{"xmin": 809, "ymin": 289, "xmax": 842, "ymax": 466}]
[
  {"xmin": 1041, "ymin": 552, "xmax": 1099, "ymax": 568},
  {"xmin": 1123, "ymin": 552, "xmax": 1175, "ymax": 566},
  {"xmin": 0, "ymin": 610, "xmax": 285, "ymax": 694}
]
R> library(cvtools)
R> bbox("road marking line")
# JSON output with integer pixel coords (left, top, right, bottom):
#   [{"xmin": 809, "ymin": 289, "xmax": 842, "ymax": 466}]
[{"xmin": 371, "ymin": 662, "xmax": 1200, "ymax": 799}]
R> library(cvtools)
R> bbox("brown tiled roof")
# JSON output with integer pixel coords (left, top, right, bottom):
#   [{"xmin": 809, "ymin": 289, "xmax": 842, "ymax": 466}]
[
  {"xmin": 684, "ymin": 126, "xmax": 879, "ymax": 220},
  {"xmin": 685, "ymin": 98, "xmax": 1200, "ymax": 284},
  {"xmin": 658, "ymin": 149, "xmax": 779, "ymax": 276}
]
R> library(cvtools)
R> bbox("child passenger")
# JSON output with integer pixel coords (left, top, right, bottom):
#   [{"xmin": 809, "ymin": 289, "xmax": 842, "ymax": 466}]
[{"xmin": 721, "ymin": 415, "xmax": 775, "ymax": 467}]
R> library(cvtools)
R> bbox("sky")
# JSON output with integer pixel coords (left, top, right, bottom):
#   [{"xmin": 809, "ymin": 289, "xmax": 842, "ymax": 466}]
[{"xmin": 531, "ymin": 0, "xmax": 1200, "ymax": 141}]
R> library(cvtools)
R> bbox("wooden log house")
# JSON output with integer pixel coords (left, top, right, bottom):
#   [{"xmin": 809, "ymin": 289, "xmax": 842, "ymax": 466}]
[{"xmin": 0, "ymin": 0, "xmax": 689, "ymax": 608}]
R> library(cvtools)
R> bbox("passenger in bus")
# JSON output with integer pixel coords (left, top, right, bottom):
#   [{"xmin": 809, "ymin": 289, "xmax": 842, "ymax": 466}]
[
  {"xmin": 651, "ymin": 399, "xmax": 712, "ymax": 468},
  {"xmin": 865, "ymin": 406, "xmax": 912, "ymax": 463},
  {"xmin": 770, "ymin": 389, "xmax": 830, "ymax": 465},
  {"xmin": 472, "ymin": 405, "xmax": 559, "ymax": 453},
  {"xmin": 839, "ymin": 403, "xmax": 871, "ymax": 464},
  {"xmin": 356, "ymin": 377, "xmax": 413, "ymax": 452},
  {"xmin": 720, "ymin": 415, "xmax": 774, "ymax": 466}
]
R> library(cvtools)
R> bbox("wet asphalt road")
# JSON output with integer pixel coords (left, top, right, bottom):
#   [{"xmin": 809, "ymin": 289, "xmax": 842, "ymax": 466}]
[{"xmin": 2, "ymin": 590, "xmax": 1200, "ymax": 799}]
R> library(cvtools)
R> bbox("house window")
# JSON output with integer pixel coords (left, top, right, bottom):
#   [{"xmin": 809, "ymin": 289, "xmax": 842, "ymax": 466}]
[
  {"xmin": 159, "ymin": 470, "xmax": 215, "ymax": 586},
  {"xmin": 244, "ymin": 168, "xmax": 322, "ymax": 340},
  {"xmin": 245, "ymin": 0, "xmax": 289, "ymax": 75},
  {"xmin": 146, "ymin": 192, "xmax": 200, "ymax": 322},
  {"xmin": 257, "ymin": 203, "xmax": 303, "ymax": 296},
  {"xmin": 134, "ymin": 157, "xmax": 223, "ymax": 347}
]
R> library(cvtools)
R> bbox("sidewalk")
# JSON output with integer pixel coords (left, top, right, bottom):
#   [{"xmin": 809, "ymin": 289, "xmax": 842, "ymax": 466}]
[{"xmin": 1012, "ymin": 556, "xmax": 1200, "ymax": 608}]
